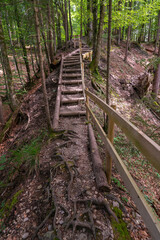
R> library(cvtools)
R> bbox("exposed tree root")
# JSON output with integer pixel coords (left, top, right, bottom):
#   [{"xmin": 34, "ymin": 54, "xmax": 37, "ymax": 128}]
[{"xmin": 105, "ymin": 193, "xmax": 127, "ymax": 214}]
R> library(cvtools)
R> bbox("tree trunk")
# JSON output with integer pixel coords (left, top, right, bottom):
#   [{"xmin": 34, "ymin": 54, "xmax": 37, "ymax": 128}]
[
  {"xmin": 152, "ymin": 41, "xmax": 160, "ymax": 98},
  {"xmin": 14, "ymin": 4, "xmax": 31, "ymax": 82},
  {"xmin": 56, "ymin": 9, "xmax": 62, "ymax": 49},
  {"xmin": 90, "ymin": 0, "xmax": 105, "ymax": 71},
  {"xmin": 39, "ymin": 11, "xmax": 50, "ymax": 68},
  {"xmin": 64, "ymin": 0, "xmax": 69, "ymax": 45},
  {"xmin": 34, "ymin": 0, "xmax": 52, "ymax": 130},
  {"xmin": 106, "ymin": 0, "xmax": 112, "ymax": 105},
  {"xmin": 155, "ymin": 10, "xmax": 160, "ymax": 54},
  {"xmin": 80, "ymin": 0, "xmax": 83, "ymax": 39},
  {"xmin": 138, "ymin": 24, "xmax": 144, "ymax": 43},
  {"xmin": 92, "ymin": 0, "xmax": 98, "ymax": 57},
  {"xmin": 51, "ymin": 3, "xmax": 57, "ymax": 53},
  {"xmin": 124, "ymin": 25, "xmax": 131, "ymax": 62},
  {"xmin": 117, "ymin": 27, "xmax": 121, "ymax": 45},
  {"xmin": 0, "ymin": 96, "xmax": 4, "ymax": 125},
  {"xmin": 148, "ymin": 18, "xmax": 152, "ymax": 42},
  {"xmin": 48, "ymin": 0, "xmax": 54, "ymax": 63},
  {"xmin": 68, "ymin": 0, "xmax": 73, "ymax": 40},
  {"xmin": 87, "ymin": 0, "xmax": 92, "ymax": 45},
  {"xmin": 0, "ymin": 16, "xmax": 17, "ymax": 111}
]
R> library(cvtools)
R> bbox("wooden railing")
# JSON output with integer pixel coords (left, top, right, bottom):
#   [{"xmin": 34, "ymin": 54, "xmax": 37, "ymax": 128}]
[{"xmin": 85, "ymin": 89, "xmax": 160, "ymax": 240}]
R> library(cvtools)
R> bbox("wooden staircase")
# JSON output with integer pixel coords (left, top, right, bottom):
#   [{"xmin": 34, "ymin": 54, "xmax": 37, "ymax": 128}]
[{"xmin": 53, "ymin": 45, "xmax": 91, "ymax": 128}]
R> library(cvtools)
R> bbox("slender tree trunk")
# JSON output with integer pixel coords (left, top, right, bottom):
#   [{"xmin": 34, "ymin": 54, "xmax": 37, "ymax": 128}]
[
  {"xmin": 64, "ymin": 0, "xmax": 69, "ymax": 44},
  {"xmin": 152, "ymin": 41, "xmax": 160, "ymax": 98},
  {"xmin": 34, "ymin": 0, "xmax": 52, "ymax": 130},
  {"xmin": 0, "ymin": 96, "xmax": 4, "ymax": 125},
  {"xmin": 80, "ymin": 0, "xmax": 83, "ymax": 39},
  {"xmin": 90, "ymin": 0, "xmax": 105, "ymax": 71},
  {"xmin": 87, "ymin": 0, "xmax": 92, "ymax": 44},
  {"xmin": 148, "ymin": 18, "xmax": 152, "ymax": 42},
  {"xmin": 124, "ymin": 25, "xmax": 131, "ymax": 62},
  {"xmin": 117, "ymin": 27, "xmax": 121, "ymax": 45},
  {"xmin": 68, "ymin": 0, "xmax": 73, "ymax": 40},
  {"xmin": 138, "ymin": 24, "xmax": 144, "ymax": 43},
  {"xmin": 92, "ymin": 0, "xmax": 98, "ymax": 57},
  {"xmin": 155, "ymin": 10, "xmax": 160, "ymax": 53},
  {"xmin": 5, "ymin": 11, "xmax": 23, "ymax": 87},
  {"xmin": 56, "ymin": 9, "xmax": 62, "ymax": 49},
  {"xmin": 48, "ymin": 0, "xmax": 54, "ymax": 63},
  {"xmin": 51, "ymin": 3, "xmax": 57, "ymax": 54},
  {"xmin": 39, "ymin": 12, "xmax": 50, "ymax": 68},
  {"xmin": 0, "ymin": 16, "xmax": 17, "ymax": 111},
  {"xmin": 14, "ymin": 4, "xmax": 31, "ymax": 82},
  {"xmin": 106, "ymin": 0, "xmax": 112, "ymax": 105}
]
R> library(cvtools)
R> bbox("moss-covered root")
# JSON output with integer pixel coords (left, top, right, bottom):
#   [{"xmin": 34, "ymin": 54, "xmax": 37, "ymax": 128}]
[{"xmin": 111, "ymin": 207, "xmax": 131, "ymax": 240}]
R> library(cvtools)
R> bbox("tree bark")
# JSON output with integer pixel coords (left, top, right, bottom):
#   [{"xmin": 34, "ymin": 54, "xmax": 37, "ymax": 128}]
[
  {"xmin": 90, "ymin": 0, "xmax": 105, "ymax": 71},
  {"xmin": 124, "ymin": 25, "xmax": 131, "ymax": 62},
  {"xmin": 106, "ymin": 0, "xmax": 112, "ymax": 105},
  {"xmin": 148, "ymin": 18, "xmax": 152, "ymax": 42},
  {"xmin": 152, "ymin": 41, "xmax": 160, "ymax": 98},
  {"xmin": 34, "ymin": 0, "xmax": 52, "ymax": 130},
  {"xmin": 51, "ymin": 2, "xmax": 57, "ymax": 53},
  {"xmin": 14, "ymin": 4, "xmax": 31, "ymax": 82},
  {"xmin": 92, "ymin": 0, "xmax": 98, "ymax": 57},
  {"xmin": 56, "ymin": 8, "xmax": 62, "ymax": 49},
  {"xmin": 80, "ymin": 0, "xmax": 83, "ymax": 39},
  {"xmin": 87, "ymin": 0, "xmax": 92, "ymax": 45},
  {"xmin": 155, "ymin": 10, "xmax": 160, "ymax": 54},
  {"xmin": 48, "ymin": 0, "xmax": 54, "ymax": 63},
  {"xmin": 68, "ymin": 0, "xmax": 73, "ymax": 40},
  {"xmin": 0, "ymin": 96, "xmax": 4, "ymax": 125},
  {"xmin": 64, "ymin": 0, "xmax": 69, "ymax": 45},
  {"xmin": 117, "ymin": 27, "xmax": 121, "ymax": 45},
  {"xmin": 0, "ymin": 16, "xmax": 17, "ymax": 111}
]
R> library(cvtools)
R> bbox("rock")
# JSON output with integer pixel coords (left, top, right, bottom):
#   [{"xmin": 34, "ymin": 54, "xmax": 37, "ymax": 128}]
[
  {"xmin": 78, "ymin": 233, "xmax": 87, "ymax": 240},
  {"xmin": 22, "ymin": 232, "xmax": 29, "ymax": 239},
  {"xmin": 48, "ymin": 225, "xmax": 53, "ymax": 231},
  {"xmin": 41, "ymin": 231, "xmax": 55, "ymax": 240},
  {"xmin": 24, "ymin": 217, "xmax": 29, "ymax": 222},
  {"xmin": 113, "ymin": 201, "xmax": 119, "ymax": 208}
]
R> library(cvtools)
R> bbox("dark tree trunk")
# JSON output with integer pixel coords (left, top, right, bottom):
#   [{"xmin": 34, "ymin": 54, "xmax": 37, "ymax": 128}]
[
  {"xmin": 68, "ymin": 0, "xmax": 73, "ymax": 40},
  {"xmin": 106, "ymin": 0, "xmax": 112, "ymax": 105},
  {"xmin": 64, "ymin": 0, "xmax": 69, "ymax": 44},
  {"xmin": 148, "ymin": 18, "xmax": 152, "ymax": 42},
  {"xmin": 152, "ymin": 42, "xmax": 160, "ymax": 98},
  {"xmin": 56, "ymin": 9, "xmax": 62, "ymax": 49},
  {"xmin": 39, "ymin": 11, "xmax": 50, "ymax": 68},
  {"xmin": 155, "ymin": 10, "xmax": 160, "ymax": 53},
  {"xmin": 92, "ymin": 0, "xmax": 98, "ymax": 57},
  {"xmin": 51, "ymin": 2, "xmax": 57, "ymax": 54},
  {"xmin": 138, "ymin": 24, "xmax": 144, "ymax": 43},
  {"xmin": 34, "ymin": 0, "xmax": 52, "ymax": 130},
  {"xmin": 48, "ymin": 0, "xmax": 54, "ymax": 62},
  {"xmin": 90, "ymin": 0, "xmax": 105, "ymax": 71},
  {"xmin": 14, "ymin": 4, "xmax": 31, "ymax": 82},
  {"xmin": 80, "ymin": 0, "xmax": 83, "ymax": 39},
  {"xmin": 0, "ymin": 96, "xmax": 4, "ymax": 125},
  {"xmin": 124, "ymin": 25, "xmax": 131, "ymax": 62},
  {"xmin": 87, "ymin": 0, "xmax": 92, "ymax": 45},
  {"xmin": 117, "ymin": 27, "xmax": 121, "ymax": 45},
  {"xmin": 0, "ymin": 16, "xmax": 17, "ymax": 111}
]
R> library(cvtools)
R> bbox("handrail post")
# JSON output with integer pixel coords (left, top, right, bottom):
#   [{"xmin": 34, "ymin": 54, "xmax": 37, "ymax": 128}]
[
  {"xmin": 106, "ymin": 105, "xmax": 116, "ymax": 184},
  {"xmin": 86, "ymin": 88, "xmax": 90, "ymax": 120}
]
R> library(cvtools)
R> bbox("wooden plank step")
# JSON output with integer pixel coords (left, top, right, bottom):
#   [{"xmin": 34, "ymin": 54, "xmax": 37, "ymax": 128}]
[
  {"xmin": 63, "ymin": 69, "xmax": 81, "ymax": 73},
  {"xmin": 63, "ymin": 62, "xmax": 80, "ymax": 67},
  {"xmin": 61, "ymin": 97, "xmax": 84, "ymax": 104},
  {"xmin": 64, "ymin": 59, "xmax": 80, "ymax": 63},
  {"xmin": 60, "ymin": 110, "xmax": 86, "ymax": 116},
  {"xmin": 61, "ymin": 89, "xmax": 83, "ymax": 94},
  {"xmin": 62, "ymin": 80, "xmax": 82, "ymax": 85},
  {"xmin": 62, "ymin": 74, "xmax": 81, "ymax": 78}
]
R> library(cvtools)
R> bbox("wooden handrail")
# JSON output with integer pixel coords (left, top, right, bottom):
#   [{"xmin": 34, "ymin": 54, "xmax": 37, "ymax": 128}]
[
  {"xmin": 86, "ymin": 102, "xmax": 160, "ymax": 240},
  {"xmin": 85, "ymin": 89, "xmax": 160, "ymax": 173}
]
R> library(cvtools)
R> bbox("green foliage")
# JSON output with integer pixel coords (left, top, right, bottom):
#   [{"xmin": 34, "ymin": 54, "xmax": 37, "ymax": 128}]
[
  {"xmin": 147, "ymin": 57, "xmax": 160, "ymax": 70},
  {"xmin": 112, "ymin": 177, "xmax": 127, "ymax": 191},
  {"xmin": 111, "ymin": 207, "xmax": 131, "ymax": 240},
  {"xmin": 0, "ymin": 190, "xmax": 22, "ymax": 232}
]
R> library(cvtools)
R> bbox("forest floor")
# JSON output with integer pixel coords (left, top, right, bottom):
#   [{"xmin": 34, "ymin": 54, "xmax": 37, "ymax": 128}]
[{"xmin": 0, "ymin": 41, "xmax": 160, "ymax": 240}]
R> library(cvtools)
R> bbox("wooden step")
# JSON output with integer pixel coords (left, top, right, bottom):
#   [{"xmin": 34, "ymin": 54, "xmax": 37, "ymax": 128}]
[
  {"xmin": 60, "ymin": 110, "xmax": 86, "ymax": 117},
  {"xmin": 63, "ymin": 68, "xmax": 81, "ymax": 73},
  {"xmin": 62, "ymin": 80, "xmax": 82, "ymax": 85},
  {"xmin": 64, "ymin": 59, "xmax": 80, "ymax": 63},
  {"xmin": 61, "ymin": 97, "xmax": 84, "ymax": 104},
  {"xmin": 62, "ymin": 74, "xmax": 81, "ymax": 78},
  {"xmin": 64, "ymin": 62, "xmax": 80, "ymax": 67},
  {"xmin": 61, "ymin": 89, "xmax": 83, "ymax": 94}
]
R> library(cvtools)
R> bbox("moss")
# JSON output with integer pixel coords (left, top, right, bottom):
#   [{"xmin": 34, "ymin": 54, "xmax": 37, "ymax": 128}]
[
  {"xmin": 0, "ymin": 190, "xmax": 23, "ymax": 231},
  {"xmin": 111, "ymin": 207, "xmax": 131, "ymax": 240}
]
